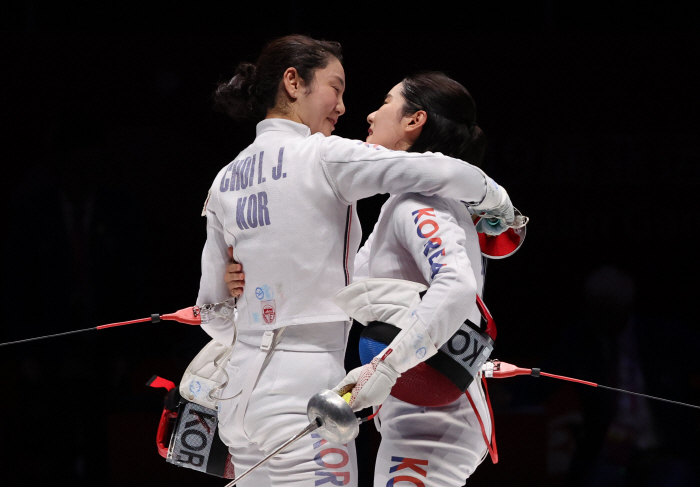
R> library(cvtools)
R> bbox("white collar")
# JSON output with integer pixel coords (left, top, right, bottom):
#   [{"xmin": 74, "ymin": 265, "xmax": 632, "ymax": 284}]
[{"xmin": 256, "ymin": 118, "xmax": 311, "ymax": 138}]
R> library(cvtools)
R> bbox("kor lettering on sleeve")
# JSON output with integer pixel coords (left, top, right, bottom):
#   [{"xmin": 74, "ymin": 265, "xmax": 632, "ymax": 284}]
[{"xmin": 411, "ymin": 207, "xmax": 447, "ymax": 280}]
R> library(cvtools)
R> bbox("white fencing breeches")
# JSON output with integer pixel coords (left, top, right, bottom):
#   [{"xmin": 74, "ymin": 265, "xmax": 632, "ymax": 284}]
[
  {"xmin": 216, "ymin": 322, "xmax": 358, "ymax": 487},
  {"xmin": 374, "ymin": 379, "xmax": 491, "ymax": 487}
]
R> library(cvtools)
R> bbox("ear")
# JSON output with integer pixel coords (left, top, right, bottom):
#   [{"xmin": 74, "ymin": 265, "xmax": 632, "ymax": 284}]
[
  {"xmin": 281, "ymin": 67, "xmax": 302, "ymax": 99},
  {"xmin": 405, "ymin": 110, "xmax": 427, "ymax": 134}
]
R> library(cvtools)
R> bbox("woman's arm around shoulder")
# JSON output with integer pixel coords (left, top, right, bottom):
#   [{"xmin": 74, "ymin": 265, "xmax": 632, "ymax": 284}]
[{"xmin": 317, "ymin": 136, "xmax": 511, "ymax": 220}]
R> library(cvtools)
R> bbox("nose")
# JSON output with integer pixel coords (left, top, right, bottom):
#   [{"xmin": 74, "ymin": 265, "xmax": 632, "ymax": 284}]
[
  {"xmin": 337, "ymin": 95, "xmax": 346, "ymax": 116},
  {"xmin": 367, "ymin": 111, "xmax": 376, "ymax": 124}
]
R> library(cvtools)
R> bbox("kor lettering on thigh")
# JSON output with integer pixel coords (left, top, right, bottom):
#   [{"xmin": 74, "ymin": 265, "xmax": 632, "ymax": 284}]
[
  {"xmin": 311, "ymin": 433, "xmax": 351, "ymax": 486},
  {"xmin": 386, "ymin": 456, "xmax": 429, "ymax": 487}
]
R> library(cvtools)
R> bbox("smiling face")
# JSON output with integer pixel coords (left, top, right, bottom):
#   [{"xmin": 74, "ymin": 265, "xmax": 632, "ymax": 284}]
[
  {"xmin": 293, "ymin": 58, "xmax": 346, "ymax": 136},
  {"xmin": 366, "ymin": 82, "xmax": 422, "ymax": 150}
]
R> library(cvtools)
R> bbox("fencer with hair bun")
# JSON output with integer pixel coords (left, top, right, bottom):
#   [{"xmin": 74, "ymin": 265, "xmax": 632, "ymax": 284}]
[{"xmin": 198, "ymin": 35, "xmax": 515, "ymax": 486}]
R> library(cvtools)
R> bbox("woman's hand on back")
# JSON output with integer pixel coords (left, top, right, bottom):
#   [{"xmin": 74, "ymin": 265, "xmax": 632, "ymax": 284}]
[{"xmin": 225, "ymin": 247, "xmax": 245, "ymax": 297}]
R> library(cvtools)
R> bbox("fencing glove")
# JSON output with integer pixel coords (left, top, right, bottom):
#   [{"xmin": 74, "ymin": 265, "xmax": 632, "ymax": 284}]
[{"xmin": 471, "ymin": 177, "xmax": 514, "ymax": 231}]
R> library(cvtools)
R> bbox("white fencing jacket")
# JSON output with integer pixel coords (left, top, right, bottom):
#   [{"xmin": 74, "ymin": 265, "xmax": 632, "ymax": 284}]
[
  {"xmin": 198, "ymin": 119, "xmax": 490, "ymax": 345},
  {"xmin": 354, "ymin": 193, "xmax": 484, "ymax": 349}
]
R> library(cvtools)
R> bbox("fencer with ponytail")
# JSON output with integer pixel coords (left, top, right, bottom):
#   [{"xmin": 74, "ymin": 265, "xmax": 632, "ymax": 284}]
[
  {"xmin": 213, "ymin": 35, "xmax": 343, "ymax": 121},
  {"xmin": 400, "ymin": 72, "xmax": 486, "ymax": 167}
]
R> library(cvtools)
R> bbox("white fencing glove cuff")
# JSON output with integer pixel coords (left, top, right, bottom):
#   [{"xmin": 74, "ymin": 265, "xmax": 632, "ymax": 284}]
[
  {"xmin": 471, "ymin": 177, "xmax": 514, "ymax": 227},
  {"xmin": 332, "ymin": 315, "xmax": 438, "ymax": 411},
  {"xmin": 333, "ymin": 354, "xmax": 400, "ymax": 411},
  {"xmin": 382, "ymin": 314, "xmax": 439, "ymax": 373}
]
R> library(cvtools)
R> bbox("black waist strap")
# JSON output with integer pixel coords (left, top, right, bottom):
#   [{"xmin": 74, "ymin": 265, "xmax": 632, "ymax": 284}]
[{"xmin": 363, "ymin": 321, "xmax": 487, "ymax": 392}]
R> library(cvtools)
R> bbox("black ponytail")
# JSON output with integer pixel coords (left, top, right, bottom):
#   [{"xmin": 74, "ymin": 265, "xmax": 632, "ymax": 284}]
[
  {"xmin": 401, "ymin": 72, "xmax": 486, "ymax": 167},
  {"xmin": 213, "ymin": 35, "xmax": 343, "ymax": 121}
]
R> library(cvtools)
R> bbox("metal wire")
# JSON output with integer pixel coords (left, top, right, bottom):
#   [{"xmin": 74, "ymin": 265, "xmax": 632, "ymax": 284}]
[
  {"xmin": 538, "ymin": 370, "xmax": 700, "ymax": 410},
  {"xmin": 596, "ymin": 384, "xmax": 700, "ymax": 410},
  {"xmin": 0, "ymin": 327, "xmax": 97, "ymax": 347}
]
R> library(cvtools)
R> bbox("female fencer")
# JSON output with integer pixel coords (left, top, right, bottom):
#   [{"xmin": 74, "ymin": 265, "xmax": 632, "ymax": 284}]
[
  {"xmin": 331, "ymin": 72, "xmax": 497, "ymax": 486},
  {"xmin": 200, "ymin": 35, "xmax": 514, "ymax": 486}
]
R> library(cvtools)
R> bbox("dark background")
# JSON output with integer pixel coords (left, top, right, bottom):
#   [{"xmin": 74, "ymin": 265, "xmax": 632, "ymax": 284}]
[{"xmin": 1, "ymin": 1, "xmax": 699, "ymax": 486}]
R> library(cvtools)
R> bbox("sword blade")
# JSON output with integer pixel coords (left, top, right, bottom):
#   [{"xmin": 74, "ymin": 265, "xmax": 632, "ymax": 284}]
[{"xmin": 224, "ymin": 418, "xmax": 321, "ymax": 486}]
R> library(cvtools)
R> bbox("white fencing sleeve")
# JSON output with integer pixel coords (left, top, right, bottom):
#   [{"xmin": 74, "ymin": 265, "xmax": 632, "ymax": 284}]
[
  {"xmin": 353, "ymin": 231, "xmax": 374, "ymax": 282},
  {"xmin": 391, "ymin": 196, "xmax": 478, "ymax": 349},
  {"xmin": 196, "ymin": 180, "xmax": 235, "ymax": 346},
  {"xmin": 319, "ymin": 137, "xmax": 494, "ymax": 207},
  {"xmin": 354, "ymin": 196, "xmax": 394, "ymax": 282}
]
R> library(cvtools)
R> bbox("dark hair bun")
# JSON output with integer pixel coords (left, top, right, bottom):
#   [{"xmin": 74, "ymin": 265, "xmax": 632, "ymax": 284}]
[{"xmin": 213, "ymin": 62, "xmax": 259, "ymax": 121}]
